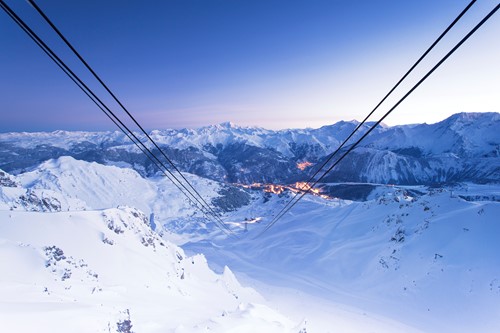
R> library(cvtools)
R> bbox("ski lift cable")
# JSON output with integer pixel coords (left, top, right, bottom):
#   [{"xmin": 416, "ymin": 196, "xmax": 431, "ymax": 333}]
[
  {"xmin": 0, "ymin": 0, "xmax": 234, "ymax": 236},
  {"xmin": 262, "ymin": 0, "xmax": 478, "ymax": 236},
  {"xmin": 26, "ymin": 0, "xmax": 225, "ymax": 223},
  {"xmin": 257, "ymin": 2, "xmax": 499, "ymax": 238}
]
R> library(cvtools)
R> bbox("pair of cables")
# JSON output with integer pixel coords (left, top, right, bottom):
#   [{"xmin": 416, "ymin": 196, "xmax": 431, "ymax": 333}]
[
  {"xmin": 258, "ymin": 0, "xmax": 499, "ymax": 237},
  {"xmin": 0, "ymin": 0, "xmax": 234, "ymax": 236}
]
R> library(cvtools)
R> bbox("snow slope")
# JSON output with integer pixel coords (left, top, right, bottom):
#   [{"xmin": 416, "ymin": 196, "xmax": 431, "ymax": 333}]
[
  {"xmin": 185, "ymin": 185, "xmax": 500, "ymax": 333},
  {"xmin": 0, "ymin": 206, "xmax": 302, "ymax": 332}
]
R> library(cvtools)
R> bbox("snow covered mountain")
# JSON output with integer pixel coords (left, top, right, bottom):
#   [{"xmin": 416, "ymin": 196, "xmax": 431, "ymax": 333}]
[
  {"xmin": 0, "ymin": 156, "xmax": 253, "ymax": 243},
  {"xmin": 1, "ymin": 112, "xmax": 498, "ymax": 185},
  {"xmin": 0, "ymin": 157, "xmax": 430, "ymax": 332},
  {"xmin": 1, "ymin": 112, "xmax": 499, "ymax": 332},
  {"xmin": 1, "ymin": 156, "xmax": 499, "ymax": 332}
]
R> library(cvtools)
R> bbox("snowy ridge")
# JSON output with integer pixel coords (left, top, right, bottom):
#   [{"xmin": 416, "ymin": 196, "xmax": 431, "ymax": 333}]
[
  {"xmin": 0, "ymin": 112, "xmax": 496, "ymax": 157},
  {"xmin": 0, "ymin": 156, "xmax": 252, "ymax": 244},
  {"xmin": 0, "ymin": 130, "xmax": 130, "ymax": 149},
  {"xmin": 0, "ymin": 165, "xmax": 87, "ymax": 212},
  {"xmin": 17, "ymin": 156, "xmax": 156, "ymax": 212},
  {"xmin": 0, "ymin": 169, "xmax": 18, "ymax": 187}
]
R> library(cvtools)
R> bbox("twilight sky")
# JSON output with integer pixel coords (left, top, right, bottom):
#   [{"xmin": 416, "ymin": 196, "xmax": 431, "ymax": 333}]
[{"xmin": 0, "ymin": 0, "xmax": 498, "ymax": 132}]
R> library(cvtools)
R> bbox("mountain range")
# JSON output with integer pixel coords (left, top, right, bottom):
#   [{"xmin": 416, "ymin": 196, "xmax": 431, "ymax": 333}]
[{"xmin": 1, "ymin": 112, "xmax": 498, "ymax": 185}]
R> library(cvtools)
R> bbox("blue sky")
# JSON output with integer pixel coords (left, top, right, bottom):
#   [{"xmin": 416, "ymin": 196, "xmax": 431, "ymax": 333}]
[{"xmin": 0, "ymin": 0, "xmax": 498, "ymax": 131}]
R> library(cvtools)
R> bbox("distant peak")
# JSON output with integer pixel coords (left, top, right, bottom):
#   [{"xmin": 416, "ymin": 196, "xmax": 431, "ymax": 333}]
[
  {"xmin": 438, "ymin": 112, "xmax": 499, "ymax": 126},
  {"xmin": 218, "ymin": 121, "xmax": 237, "ymax": 128},
  {"xmin": 456, "ymin": 111, "xmax": 496, "ymax": 119}
]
